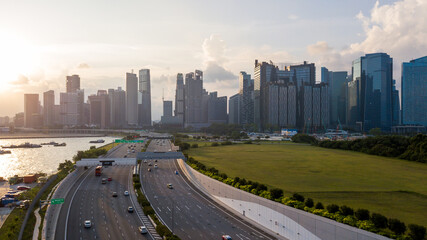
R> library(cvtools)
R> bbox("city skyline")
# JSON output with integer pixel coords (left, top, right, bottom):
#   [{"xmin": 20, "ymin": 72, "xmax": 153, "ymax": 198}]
[{"xmin": 1, "ymin": 0, "xmax": 427, "ymax": 121}]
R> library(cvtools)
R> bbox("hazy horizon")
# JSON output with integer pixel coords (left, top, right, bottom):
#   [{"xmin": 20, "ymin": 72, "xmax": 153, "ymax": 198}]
[{"xmin": 1, "ymin": 0, "xmax": 426, "ymax": 121}]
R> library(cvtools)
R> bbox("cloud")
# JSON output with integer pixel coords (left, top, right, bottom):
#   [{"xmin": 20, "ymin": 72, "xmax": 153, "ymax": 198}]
[
  {"xmin": 288, "ymin": 14, "xmax": 299, "ymax": 20},
  {"xmin": 77, "ymin": 63, "xmax": 90, "ymax": 69},
  {"xmin": 306, "ymin": 0, "xmax": 427, "ymax": 83},
  {"xmin": 307, "ymin": 41, "xmax": 332, "ymax": 56},
  {"xmin": 10, "ymin": 75, "xmax": 29, "ymax": 85},
  {"xmin": 204, "ymin": 61, "xmax": 237, "ymax": 83},
  {"xmin": 201, "ymin": 35, "xmax": 237, "ymax": 83}
]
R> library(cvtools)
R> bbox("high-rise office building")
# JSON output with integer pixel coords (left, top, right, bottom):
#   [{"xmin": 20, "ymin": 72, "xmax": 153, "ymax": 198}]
[
  {"xmin": 110, "ymin": 87, "xmax": 126, "ymax": 128},
  {"xmin": 392, "ymin": 80, "xmax": 400, "ymax": 126},
  {"xmin": 139, "ymin": 69, "xmax": 152, "ymax": 126},
  {"xmin": 207, "ymin": 92, "xmax": 227, "ymax": 124},
  {"xmin": 402, "ymin": 56, "xmax": 427, "ymax": 126},
  {"xmin": 126, "ymin": 72, "xmax": 138, "ymax": 126},
  {"xmin": 239, "ymin": 72, "xmax": 254, "ymax": 125},
  {"xmin": 43, "ymin": 90, "xmax": 55, "ymax": 127},
  {"xmin": 88, "ymin": 90, "xmax": 110, "ymax": 128},
  {"xmin": 322, "ymin": 68, "xmax": 348, "ymax": 127},
  {"xmin": 24, "ymin": 94, "xmax": 40, "ymax": 128},
  {"xmin": 60, "ymin": 90, "xmax": 84, "ymax": 126},
  {"xmin": 163, "ymin": 101, "xmax": 173, "ymax": 117},
  {"xmin": 175, "ymin": 73, "xmax": 185, "ymax": 124},
  {"xmin": 184, "ymin": 70, "xmax": 204, "ymax": 126},
  {"xmin": 349, "ymin": 53, "xmax": 393, "ymax": 131},
  {"xmin": 66, "ymin": 75, "xmax": 80, "ymax": 93},
  {"xmin": 229, "ymin": 94, "xmax": 240, "ymax": 124}
]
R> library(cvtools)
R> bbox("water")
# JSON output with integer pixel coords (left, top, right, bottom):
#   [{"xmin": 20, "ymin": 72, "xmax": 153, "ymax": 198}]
[{"xmin": 0, "ymin": 136, "xmax": 118, "ymax": 179}]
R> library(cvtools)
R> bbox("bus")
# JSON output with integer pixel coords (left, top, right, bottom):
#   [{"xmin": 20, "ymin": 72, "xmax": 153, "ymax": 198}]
[{"xmin": 95, "ymin": 166, "xmax": 102, "ymax": 176}]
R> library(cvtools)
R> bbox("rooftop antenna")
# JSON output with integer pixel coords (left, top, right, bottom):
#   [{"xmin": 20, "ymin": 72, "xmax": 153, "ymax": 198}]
[{"xmin": 131, "ymin": 69, "xmax": 134, "ymax": 74}]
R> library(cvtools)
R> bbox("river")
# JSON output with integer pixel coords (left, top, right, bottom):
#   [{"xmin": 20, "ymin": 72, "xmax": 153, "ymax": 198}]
[{"xmin": 0, "ymin": 136, "xmax": 118, "ymax": 179}]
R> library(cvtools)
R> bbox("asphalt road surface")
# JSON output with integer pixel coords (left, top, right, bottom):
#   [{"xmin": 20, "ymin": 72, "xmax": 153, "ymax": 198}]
[
  {"xmin": 141, "ymin": 140, "xmax": 276, "ymax": 240},
  {"xmin": 55, "ymin": 142, "xmax": 152, "ymax": 240}
]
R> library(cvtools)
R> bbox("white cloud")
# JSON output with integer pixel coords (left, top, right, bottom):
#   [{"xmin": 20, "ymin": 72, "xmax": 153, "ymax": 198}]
[
  {"xmin": 307, "ymin": 0, "xmax": 427, "ymax": 84},
  {"xmin": 202, "ymin": 35, "xmax": 237, "ymax": 83},
  {"xmin": 288, "ymin": 14, "xmax": 299, "ymax": 20}
]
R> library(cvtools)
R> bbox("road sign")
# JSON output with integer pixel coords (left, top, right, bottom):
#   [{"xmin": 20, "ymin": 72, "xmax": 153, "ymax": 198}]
[
  {"xmin": 115, "ymin": 139, "xmax": 144, "ymax": 143},
  {"xmin": 51, "ymin": 198, "xmax": 64, "ymax": 205}
]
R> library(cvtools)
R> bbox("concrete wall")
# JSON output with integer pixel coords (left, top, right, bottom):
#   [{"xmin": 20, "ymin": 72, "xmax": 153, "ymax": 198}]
[{"xmin": 178, "ymin": 159, "xmax": 390, "ymax": 240}]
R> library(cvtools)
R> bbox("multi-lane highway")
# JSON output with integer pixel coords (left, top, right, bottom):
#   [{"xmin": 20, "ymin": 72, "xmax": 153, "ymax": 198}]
[
  {"xmin": 55, "ymin": 142, "xmax": 151, "ymax": 240},
  {"xmin": 141, "ymin": 140, "xmax": 276, "ymax": 240}
]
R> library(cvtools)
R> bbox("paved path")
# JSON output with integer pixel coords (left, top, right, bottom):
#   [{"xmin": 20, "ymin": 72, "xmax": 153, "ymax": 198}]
[{"xmin": 32, "ymin": 207, "xmax": 41, "ymax": 240}]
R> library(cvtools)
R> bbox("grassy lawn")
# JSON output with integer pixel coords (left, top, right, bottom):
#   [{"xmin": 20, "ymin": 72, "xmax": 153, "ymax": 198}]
[
  {"xmin": 0, "ymin": 208, "xmax": 26, "ymax": 239},
  {"xmin": 185, "ymin": 143, "xmax": 427, "ymax": 227}
]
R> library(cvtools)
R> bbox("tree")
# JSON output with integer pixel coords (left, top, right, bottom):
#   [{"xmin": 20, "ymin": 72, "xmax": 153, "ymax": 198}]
[
  {"xmin": 291, "ymin": 193, "xmax": 305, "ymax": 202},
  {"xmin": 408, "ymin": 224, "xmax": 426, "ymax": 240},
  {"xmin": 340, "ymin": 205, "xmax": 354, "ymax": 216},
  {"xmin": 191, "ymin": 143, "xmax": 198, "ymax": 148},
  {"xmin": 305, "ymin": 198, "xmax": 314, "ymax": 208},
  {"xmin": 315, "ymin": 202, "xmax": 324, "ymax": 209},
  {"xmin": 388, "ymin": 218, "xmax": 406, "ymax": 235},
  {"xmin": 326, "ymin": 204, "xmax": 339, "ymax": 213},
  {"xmin": 371, "ymin": 213, "xmax": 388, "ymax": 229},
  {"xmin": 355, "ymin": 209, "xmax": 370, "ymax": 221},
  {"xmin": 369, "ymin": 128, "xmax": 382, "ymax": 136},
  {"xmin": 270, "ymin": 188, "xmax": 284, "ymax": 199}
]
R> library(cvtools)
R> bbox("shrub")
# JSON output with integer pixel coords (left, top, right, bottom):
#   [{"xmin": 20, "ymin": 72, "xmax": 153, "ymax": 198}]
[
  {"xmin": 191, "ymin": 143, "xmax": 198, "ymax": 148},
  {"xmin": 156, "ymin": 224, "xmax": 170, "ymax": 237},
  {"xmin": 305, "ymin": 198, "xmax": 314, "ymax": 208},
  {"xmin": 270, "ymin": 188, "xmax": 284, "ymax": 199},
  {"xmin": 371, "ymin": 213, "xmax": 388, "ymax": 229},
  {"xmin": 291, "ymin": 133, "xmax": 318, "ymax": 144},
  {"xmin": 315, "ymin": 202, "xmax": 324, "ymax": 209},
  {"xmin": 243, "ymin": 140, "xmax": 252, "ymax": 144},
  {"xmin": 134, "ymin": 182, "xmax": 141, "ymax": 189},
  {"xmin": 327, "ymin": 204, "xmax": 339, "ymax": 213},
  {"xmin": 388, "ymin": 218, "xmax": 406, "ymax": 235},
  {"xmin": 340, "ymin": 205, "xmax": 354, "ymax": 216},
  {"xmin": 143, "ymin": 206, "xmax": 154, "ymax": 215},
  {"xmin": 408, "ymin": 224, "xmax": 426, "ymax": 240},
  {"xmin": 291, "ymin": 193, "xmax": 304, "ymax": 202},
  {"xmin": 211, "ymin": 142, "xmax": 219, "ymax": 147},
  {"xmin": 355, "ymin": 209, "xmax": 370, "ymax": 221},
  {"xmin": 221, "ymin": 141, "xmax": 232, "ymax": 145}
]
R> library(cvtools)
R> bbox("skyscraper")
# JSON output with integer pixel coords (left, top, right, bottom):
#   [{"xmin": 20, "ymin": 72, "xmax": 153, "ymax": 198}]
[
  {"xmin": 175, "ymin": 73, "xmax": 185, "ymax": 124},
  {"xmin": 139, "ymin": 69, "xmax": 152, "ymax": 126},
  {"xmin": 24, "ymin": 94, "xmax": 40, "ymax": 128},
  {"xmin": 322, "ymin": 68, "xmax": 348, "ymax": 127},
  {"xmin": 229, "ymin": 94, "xmax": 240, "ymax": 124},
  {"xmin": 163, "ymin": 101, "xmax": 173, "ymax": 117},
  {"xmin": 60, "ymin": 90, "xmax": 84, "ymax": 126},
  {"xmin": 43, "ymin": 90, "xmax": 55, "ymax": 127},
  {"xmin": 66, "ymin": 75, "xmax": 80, "ymax": 93},
  {"xmin": 402, "ymin": 56, "xmax": 427, "ymax": 126},
  {"xmin": 207, "ymin": 92, "xmax": 227, "ymax": 124},
  {"xmin": 349, "ymin": 53, "xmax": 393, "ymax": 131},
  {"xmin": 88, "ymin": 90, "xmax": 110, "ymax": 128},
  {"xmin": 126, "ymin": 72, "xmax": 138, "ymax": 126},
  {"xmin": 184, "ymin": 70, "xmax": 204, "ymax": 126},
  {"xmin": 239, "ymin": 71, "xmax": 254, "ymax": 125}
]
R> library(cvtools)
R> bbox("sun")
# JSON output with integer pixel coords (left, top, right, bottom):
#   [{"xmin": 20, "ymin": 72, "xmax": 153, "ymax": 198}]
[{"xmin": 0, "ymin": 32, "xmax": 38, "ymax": 87}]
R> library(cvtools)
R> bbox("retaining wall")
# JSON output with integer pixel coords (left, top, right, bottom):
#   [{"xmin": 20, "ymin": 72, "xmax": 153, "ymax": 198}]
[{"xmin": 178, "ymin": 159, "xmax": 390, "ymax": 240}]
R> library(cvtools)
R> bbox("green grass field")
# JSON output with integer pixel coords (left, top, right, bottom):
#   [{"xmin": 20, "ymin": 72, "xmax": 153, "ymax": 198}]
[{"xmin": 185, "ymin": 142, "xmax": 427, "ymax": 227}]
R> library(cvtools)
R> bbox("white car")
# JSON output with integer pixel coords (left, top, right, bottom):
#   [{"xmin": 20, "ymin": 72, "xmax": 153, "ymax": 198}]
[
  {"xmin": 84, "ymin": 220, "xmax": 92, "ymax": 228},
  {"xmin": 124, "ymin": 191, "xmax": 129, "ymax": 196},
  {"xmin": 139, "ymin": 225, "xmax": 148, "ymax": 234},
  {"xmin": 154, "ymin": 164, "xmax": 158, "ymax": 169}
]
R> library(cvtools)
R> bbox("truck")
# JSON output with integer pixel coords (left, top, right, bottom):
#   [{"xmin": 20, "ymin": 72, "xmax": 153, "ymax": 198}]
[{"xmin": 95, "ymin": 166, "xmax": 103, "ymax": 176}]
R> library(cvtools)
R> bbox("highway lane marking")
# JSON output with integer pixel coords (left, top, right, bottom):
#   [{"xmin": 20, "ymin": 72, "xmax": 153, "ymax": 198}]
[
  {"xmin": 176, "ymin": 206, "xmax": 181, "ymax": 211},
  {"xmin": 196, "ymin": 204, "xmax": 202, "ymax": 209},
  {"xmin": 166, "ymin": 207, "xmax": 171, "ymax": 211},
  {"xmin": 184, "ymin": 205, "xmax": 190, "ymax": 210}
]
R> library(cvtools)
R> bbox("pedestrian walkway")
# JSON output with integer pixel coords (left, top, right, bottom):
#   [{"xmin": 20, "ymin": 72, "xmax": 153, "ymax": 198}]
[
  {"xmin": 32, "ymin": 207, "xmax": 41, "ymax": 240},
  {"xmin": 0, "ymin": 207, "xmax": 13, "ymax": 229}
]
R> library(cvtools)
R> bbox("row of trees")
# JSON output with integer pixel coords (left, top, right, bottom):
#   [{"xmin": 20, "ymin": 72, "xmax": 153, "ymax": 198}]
[
  {"xmin": 72, "ymin": 146, "xmax": 108, "ymax": 162},
  {"xmin": 317, "ymin": 134, "xmax": 427, "ymax": 163},
  {"xmin": 186, "ymin": 156, "xmax": 426, "ymax": 239}
]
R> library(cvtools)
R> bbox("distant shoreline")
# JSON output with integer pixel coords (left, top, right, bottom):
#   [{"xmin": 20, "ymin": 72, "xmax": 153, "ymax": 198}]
[{"xmin": 0, "ymin": 133, "xmax": 107, "ymax": 139}]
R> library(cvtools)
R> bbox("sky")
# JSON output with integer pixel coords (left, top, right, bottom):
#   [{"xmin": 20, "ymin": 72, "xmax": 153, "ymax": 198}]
[{"xmin": 1, "ymin": 0, "xmax": 426, "ymax": 121}]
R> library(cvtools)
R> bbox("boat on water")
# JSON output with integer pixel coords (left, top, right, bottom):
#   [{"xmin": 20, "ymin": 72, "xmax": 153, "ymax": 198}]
[
  {"xmin": 0, "ymin": 149, "xmax": 12, "ymax": 154},
  {"xmin": 2, "ymin": 142, "xmax": 42, "ymax": 148},
  {"xmin": 53, "ymin": 142, "xmax": 66, "ymax": 147},
  {"xmin": 89, "ymin": 139, "xmax": 105, "ymax": 143},
  {"xmin": 41, "ymin": 141, "xmax": 59, "ymax": 145}
]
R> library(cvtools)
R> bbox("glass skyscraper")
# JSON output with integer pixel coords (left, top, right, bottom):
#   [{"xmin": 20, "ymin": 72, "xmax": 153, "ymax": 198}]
[
  {"xmin": 349, "ymin": 53, "xmax": 393, "ymax": 131},
  {"xmin": 401, "ymin": 56, "xmax": 427, "ymax": 126}
]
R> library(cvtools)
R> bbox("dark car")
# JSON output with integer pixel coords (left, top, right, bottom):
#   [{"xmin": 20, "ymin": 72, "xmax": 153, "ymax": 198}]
[
  {"xmin": 107, "ymin": 177, "xmax": 112, "ymax": 181},
  {"xmin": 112, "ymin": 192, "xmax": 118, "ymax": 197}
]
